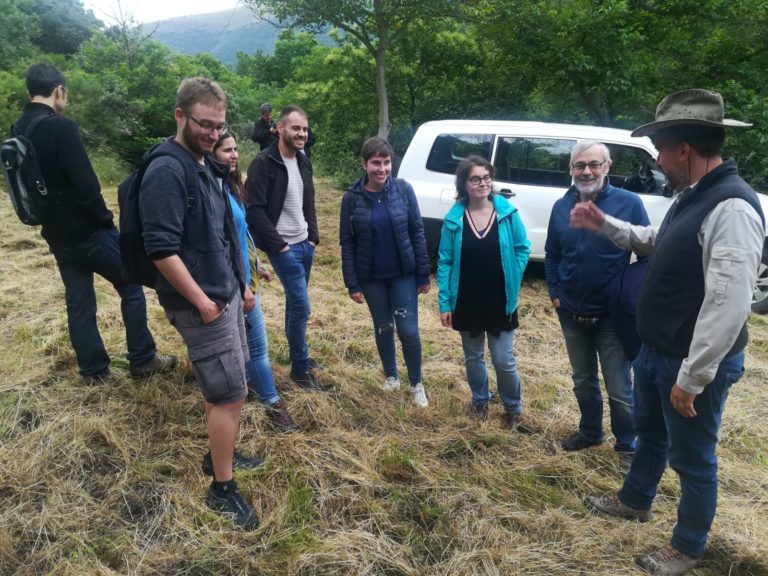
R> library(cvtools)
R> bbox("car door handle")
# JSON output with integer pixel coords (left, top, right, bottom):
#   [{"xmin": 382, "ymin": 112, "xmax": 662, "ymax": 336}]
[{"xmin": 500, "ymin": 188, "xmax": 516, "ymax": 197}]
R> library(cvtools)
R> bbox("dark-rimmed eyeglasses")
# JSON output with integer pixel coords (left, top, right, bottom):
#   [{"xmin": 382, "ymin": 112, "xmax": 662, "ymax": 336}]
[
  {"xmin": 468, "ymin": 175, "xmax": 493, "ymax": 186},
  {"xmin": 571, "ymin": 161, "xmax": 606, "ymax": 172},
  {"xmin": 187, "ymin": 115, "xmax": 228, "ymax": 135}
]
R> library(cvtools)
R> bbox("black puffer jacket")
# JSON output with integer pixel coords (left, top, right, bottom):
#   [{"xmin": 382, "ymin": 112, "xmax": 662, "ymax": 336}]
[{"xmin": 339, "ymin": 176, "xmax": 430, "ymax": 293}]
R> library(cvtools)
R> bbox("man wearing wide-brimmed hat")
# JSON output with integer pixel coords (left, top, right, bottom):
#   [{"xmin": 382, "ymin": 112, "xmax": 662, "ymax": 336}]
[{"xmin": 572, "ymin": 89, "xmax": 765, "ymax": 575}]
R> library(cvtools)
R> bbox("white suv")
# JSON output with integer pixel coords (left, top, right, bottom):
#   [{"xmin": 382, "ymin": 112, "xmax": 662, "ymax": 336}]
[{"xmin": 397, "ymin": 119, "xmax": 768, "ymax": 312}]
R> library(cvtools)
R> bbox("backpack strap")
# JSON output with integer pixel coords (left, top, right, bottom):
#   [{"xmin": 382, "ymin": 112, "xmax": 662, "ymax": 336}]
[{"xmin": 11, "ymin": 113, "xmax": 52, "ymax": 140}]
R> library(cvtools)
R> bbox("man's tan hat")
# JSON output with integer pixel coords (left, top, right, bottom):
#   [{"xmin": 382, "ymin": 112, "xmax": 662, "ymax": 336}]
[{"xmin": 631, "ymin": 89, "xmax": 752, "ymax": 137}]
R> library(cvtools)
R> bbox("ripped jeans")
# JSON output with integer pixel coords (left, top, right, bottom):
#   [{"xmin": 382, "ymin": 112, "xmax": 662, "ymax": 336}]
[{"xmin": 361, "ymin": 275, "xmax": 422, "ymax": 385}]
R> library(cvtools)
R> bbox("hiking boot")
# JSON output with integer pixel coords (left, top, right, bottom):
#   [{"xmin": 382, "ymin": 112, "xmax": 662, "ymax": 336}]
[
  {"xmin": 80, "ymin": 368, "xmax": 113, "ymax": 386},
  {"xmin": 206, "ymin": 481, "xmax": 260, "ymax": 530},
  {"xmin": 561, "ymin": 431, "xmax": 603, "ymax": 451},
  {"xmin": 635, "ymin": 544, "xmax": 701, "ymax": 575},
  {"xmin": 503, "ymin": 412, "xmax": 534, "ymax": 433},
  {"xmin": 410, "ymin": 383, "xmax": 429, "ymax": 407},
  {"xmin": 266, "ymin": 400, "xmax": 301, "ymax": 433},
  {"xmin": 308, "ymin": 357, "xmax": 323, "ymax": 371},
  {"xmin": 470, "ymin": 403, "xmax": 489, "ymax": 421},
  {"xmin": 201, "ymin": 450, "xmax": 265, "ymax": 477},
  {"xmin": 290, "ymin": 370, "xmax": 324, "ymax": 391},
  {"xmin": 382, "ymin": 376, "xmax": 401, "ymax": 391},
  {"xmin": 130, "ymin": 354, "xmax": 177, "ymax": 379},
  {"xmin": 586, "ymin": 492, "xmax": 652, "ymax": 523}
]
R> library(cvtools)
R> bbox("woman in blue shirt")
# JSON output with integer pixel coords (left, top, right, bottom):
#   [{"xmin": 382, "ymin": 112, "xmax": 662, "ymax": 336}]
[{"xmin": 214, "ymin": 132, "xmax": 299, "ymax": 432}]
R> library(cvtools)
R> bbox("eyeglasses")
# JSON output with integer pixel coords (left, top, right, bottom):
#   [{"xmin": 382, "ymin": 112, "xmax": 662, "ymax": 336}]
[
  {"xmin": 187, "ymin": 115, "xmax": 228, "ymax": 135},
  {"xmin": 571, "ymin": 161, "xmax": 606, "ymax": 172},
  {"xmin": 468, "ymin": 175, "xmax": 493, "ymax": 186}
]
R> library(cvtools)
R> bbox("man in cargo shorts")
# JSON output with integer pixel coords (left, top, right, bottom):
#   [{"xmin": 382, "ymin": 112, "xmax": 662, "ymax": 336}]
[{"xmin": 140, "ymin": 77, "xmax": 262, "ymax": 530}]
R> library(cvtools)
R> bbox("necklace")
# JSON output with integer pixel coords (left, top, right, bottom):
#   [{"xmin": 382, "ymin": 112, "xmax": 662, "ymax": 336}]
[
  {"xmin": 466, "ymin": 207, "xmax": 496, "ymax": 239},
  {"xmin": 366, "ymin": 189, "xmax": 385, "ymax": 203}
]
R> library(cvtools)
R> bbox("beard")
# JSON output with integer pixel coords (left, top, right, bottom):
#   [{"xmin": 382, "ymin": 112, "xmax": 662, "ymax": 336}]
[
  {"xmin": 662, "ymin": 167, "xmax": 690, "ymax": 193},
  {"xmin": 575, "ymin": 174, "xmax": 605, "ymax": 201},
  {"xmin": 280, "ymin": 130, "xmax": 305, "ymax": 153},
  {"xmin": 181, "ymin": 120, "xmax": 212, "ymax": 157}
]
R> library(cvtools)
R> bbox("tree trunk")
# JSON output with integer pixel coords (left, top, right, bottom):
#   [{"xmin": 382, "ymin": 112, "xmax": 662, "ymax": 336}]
[{"xmin": 374, "ymin": 0, "xmax": 390, "ymax": 139}]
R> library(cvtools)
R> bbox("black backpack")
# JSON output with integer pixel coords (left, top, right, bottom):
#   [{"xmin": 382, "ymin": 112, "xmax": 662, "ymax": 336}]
[
  {"xmin": 118, "ymin": 140, "xmax": 194, "ymax": 288},
  {"xmin": 1, "ymin": 115, "xmax": 54, "ymax": 226}
]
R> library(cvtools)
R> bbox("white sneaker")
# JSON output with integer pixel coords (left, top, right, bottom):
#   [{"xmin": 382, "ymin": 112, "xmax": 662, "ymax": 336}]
[
  {"xmin": 382, "ymin": 376, "xmax": 401, "ymax": 391},
  {"xmin": 409, "ymin": 383, "xmax": 428, "ymax": 407}
]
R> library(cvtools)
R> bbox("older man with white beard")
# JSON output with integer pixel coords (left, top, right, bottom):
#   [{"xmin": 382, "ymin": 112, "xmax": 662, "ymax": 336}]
[{"xmin": 545, "ymin": 140, "xmax": 650, "ymax": 471}]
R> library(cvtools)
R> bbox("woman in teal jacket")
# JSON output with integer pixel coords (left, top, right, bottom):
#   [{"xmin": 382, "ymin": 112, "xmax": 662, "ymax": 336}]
[{"xmin": 437, "ymin": 155, "xmax": 531, "ymax": 427}]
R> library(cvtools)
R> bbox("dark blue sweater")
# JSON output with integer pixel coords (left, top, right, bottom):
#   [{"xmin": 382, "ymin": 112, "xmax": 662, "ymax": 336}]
[
  {"xmin": 544, "ymin": 183, "xmax": 650, "ymax": 316},
  {"xmin": 140, "ymin": 139, "xmax": 244, "ymax": 310}
]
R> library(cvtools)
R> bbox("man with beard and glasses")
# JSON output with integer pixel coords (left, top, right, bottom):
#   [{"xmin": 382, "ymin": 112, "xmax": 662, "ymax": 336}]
[
  {"xmin": 246, "ymin": 105, "xmax": 323, "ymax": 390},
  {"xmin": 575, "ymin": 90, "xmax": 763, "ymax": 575},
  {"xmin": 139, "ymin": 78, "xmax": 262, "ymax": 530},
  {"xmin": 545, "ymin": 140, "xmax": 650, "ymax": 472}
]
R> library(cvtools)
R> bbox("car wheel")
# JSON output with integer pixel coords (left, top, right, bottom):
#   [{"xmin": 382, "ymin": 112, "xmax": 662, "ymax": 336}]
[{"xmin": 751, "ymin": 255, "xmax": 768, "ymax": 314}]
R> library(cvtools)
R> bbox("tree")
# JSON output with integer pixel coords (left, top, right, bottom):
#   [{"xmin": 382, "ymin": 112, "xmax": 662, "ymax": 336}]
[
  {"xmin": 241, "ymin": 0, "xmax": 462, "ymax": 139},
  {"xmin": 0, "ymin": 0, "xmax": 39, "ymax": 69},
  {"xmin": 20, "ymin": 0, "xmax": 102, "ymax": 56}
]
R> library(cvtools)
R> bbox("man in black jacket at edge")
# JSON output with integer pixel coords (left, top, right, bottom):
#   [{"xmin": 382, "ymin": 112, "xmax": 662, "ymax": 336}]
[{"xmin": 13, "ymin": 63, "xmax": 175, "ymax": 384}]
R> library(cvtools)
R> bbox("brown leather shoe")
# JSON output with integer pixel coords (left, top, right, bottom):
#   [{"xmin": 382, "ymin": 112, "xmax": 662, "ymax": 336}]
[
  {"xmin": 635, "ymin": 544, "xmax": 701, "ymax": 575},
  {"xmin": 266, "ymin": 399, "xmax": 301, "ymax": 433},
  {"xmin": 586, "ymin": 492, "xmax": 652, "ymax": 522},
  {"xmin": 130, "ymin": 354, "xmax": 177, "ymax": 379}
]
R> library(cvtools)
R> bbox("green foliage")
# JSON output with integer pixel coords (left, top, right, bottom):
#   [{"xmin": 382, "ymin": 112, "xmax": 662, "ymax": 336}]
[
  {"xmin": 21, "ymin": 0, "xmax": 101, "ymax": 56},
  {"xmin": 0, "ymin": 0, "xmax": 767, "ymax": 186},
  {"xmin": 0, "ymin": 0, "xmax": 40, "ymax": 69}
]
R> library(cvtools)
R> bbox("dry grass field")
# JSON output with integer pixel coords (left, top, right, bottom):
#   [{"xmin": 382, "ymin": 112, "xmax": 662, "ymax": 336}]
[{"xmin": 1, "ymin": 180, "xmax": 767, "ymax": 575}]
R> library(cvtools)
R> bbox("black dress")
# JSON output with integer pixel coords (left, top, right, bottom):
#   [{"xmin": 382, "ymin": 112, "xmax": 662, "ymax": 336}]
[{"xmin": 452, "ymin": 210, "xmax": 519, "ymax": 337}]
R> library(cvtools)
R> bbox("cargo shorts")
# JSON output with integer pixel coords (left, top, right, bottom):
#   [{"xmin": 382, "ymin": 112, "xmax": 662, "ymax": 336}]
[{"xmin": 166, "ymin": 292, "xmax": 249, "ymax": 404}]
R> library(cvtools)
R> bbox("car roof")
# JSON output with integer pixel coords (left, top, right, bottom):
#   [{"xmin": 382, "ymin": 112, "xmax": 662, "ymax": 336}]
[{"xmin": 416, "ymin": 119, "xmax": 650, "ymax": 146}]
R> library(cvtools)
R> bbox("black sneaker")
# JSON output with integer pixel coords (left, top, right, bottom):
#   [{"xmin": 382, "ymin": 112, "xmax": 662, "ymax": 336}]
[
  {"xmin": 201, "ymin": 450, "xmax": 265, "ymax": 477},
  {"xmin": 206, "ymin": 481, "xmax": 260, "ymax": 530},
  {"xmin": 290, "ymin": 370, "xmax": 324, "ymax": 391},
  {"xmin": 561, "ymin": 431, "xmax": 603, "ymax": 451},
  {"xmin": 266, "ymin": 399, "xmax": 301, "ymax": 433}
]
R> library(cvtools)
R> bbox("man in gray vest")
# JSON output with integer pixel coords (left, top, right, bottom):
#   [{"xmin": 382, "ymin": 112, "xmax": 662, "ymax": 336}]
[{"xmin": 572, "ymin": 90, "xmax": 764, "ymax": 575}]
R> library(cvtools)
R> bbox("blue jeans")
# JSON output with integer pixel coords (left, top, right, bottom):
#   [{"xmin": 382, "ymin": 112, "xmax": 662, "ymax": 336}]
[
  {"xmin": 51, "ymin": 227, "xmax": 156, "ymax": 376},
  {"xmin": 360, "ymin": 275, "xmax": 422, "ymax": 385},
  {"xmin": 244, "ymin": 293, "xmax": 279, "ymax": 405},
  {"xmin": 268, "ymin": 240, "xmax": 314, "ymax": 373},
  {"xmin": 461, "ymin": 330, "xmax": 522, "ymax": 414},
  {"xmin": 619, "ymin": 345, "xmax": 744, "ymax": 557},
  {"xmin": 557, "ymin": 309, "xmax": 635, "ymax": 453}
]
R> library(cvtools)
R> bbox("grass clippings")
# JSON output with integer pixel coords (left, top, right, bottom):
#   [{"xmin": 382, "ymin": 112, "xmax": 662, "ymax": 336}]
[{"xmin": 1, "ymin": 180, "xmax": 767, "ymax": 575}]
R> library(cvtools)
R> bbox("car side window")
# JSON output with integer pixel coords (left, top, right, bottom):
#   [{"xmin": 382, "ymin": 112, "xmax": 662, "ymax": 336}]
[
  {"xmin": 426, "ymin": 133, "xmax": 493, "ymax": 175},
  {"xmin": 494, "ymin": 137, "xmax": 574, "ymax": 187},
  {"xmin": 605, "ymin": 144, "xmax": 665, "ymax": 194}
]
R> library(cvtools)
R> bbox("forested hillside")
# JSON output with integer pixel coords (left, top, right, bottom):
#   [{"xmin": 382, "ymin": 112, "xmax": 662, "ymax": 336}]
[{"xmin": 1, "ymin": 0, "xmax": 767, "ymax": 189}]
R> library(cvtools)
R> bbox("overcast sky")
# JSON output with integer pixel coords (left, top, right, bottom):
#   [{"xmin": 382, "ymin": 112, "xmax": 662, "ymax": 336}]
[{"xmin": 83, "ymin": 0, "xmax": 241, "ymax": 25}]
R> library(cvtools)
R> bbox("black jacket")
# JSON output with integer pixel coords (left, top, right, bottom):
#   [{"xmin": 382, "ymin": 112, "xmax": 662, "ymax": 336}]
[
  {"xmin": 14, "ymin": 102, "xmax": 113, "ymax": 246},
  {"xmin": 245, "ymin": 142, "xmax": 320, "ymax": 253},
  {"xmin": 251, "ymin": 118, "xmax": 277, "ymax": 150}
]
